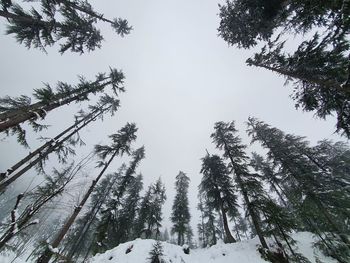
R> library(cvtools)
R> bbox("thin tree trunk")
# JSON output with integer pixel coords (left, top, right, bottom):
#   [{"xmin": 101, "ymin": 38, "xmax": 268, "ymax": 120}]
[
  {"xmin": 306, "ymin": 218, "xmax": 347, "ymax": 263},
  {"xmin": 232, "ymin": 216, "xmax": 241, "ymax": 241},
  {"xmin": 268, "ymin": 179, "xmax": 288, "ymax": 207},
  {"xmin": 0, "ymin": 194, "xmax": 23, "ymax": 248},
  {"xmin": 0, "ymin": 108, "xmax": 99, "ymax": 181},
  {"xmin": 250, "ymin": 61, "xmax": 350, "ymax": 94},
  {"xmin": 177, "ymin": 233, "xmax": 181, "ymax": 246},
  {"xmin": 0, "ymin": 166, "xmax": 76, "ymax": 250},
  {"xmin": 0, "ymin": 108, "xmax": 105, "ymax": 191},
  {"xmin": 66, "ymin": 175, "xmax": 119, "ymax": 260},
  {"xmin": 36, "ymin": 150, "xmax": 118, "ymax": 263},
  {"xmin": 54, "ymin": 0, "xmax": 114, "ymax": 24},
  {"xmin": 275, "ymin": 221, "xmax": 297, "ymax": 259},
  {"xmin": 217, "ymin": 129, "xmax": 268, "ymax": 249}
]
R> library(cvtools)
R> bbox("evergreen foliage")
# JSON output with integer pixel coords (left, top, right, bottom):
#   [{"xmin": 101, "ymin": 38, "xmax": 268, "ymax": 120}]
[
  {"xmin": 93, "ymin": 147, "xmax": 145, "ymax": 254},
  {"xmin": 199, "ymin": 154, "xmax": 237, "ymax": 244},
  {"xmin": 0, "ymin": 68, "xmax": 124, "ymax": 146},
  {"xmin": 170, "ymin": 171, "xmax": 192, "ymax": 246},
  {"xmin": 218, "ymin": 0, "xmax": 350, "ymax": 137},
  {"xmin": 148, "ymin": 241, "xmax": 165, "ymax": 263},
  {"xmin": 211, "ymin": 121, "xmax": 268, "ymax": 249},
  {"xmin": 247, "ymin": 117, "xmax": 350, "ymax": 262},
  {"xmin": 135, "ymin": 178, "xmax": 166, "ymax": 239},
  {"xmin": 0, "ymin": 0, "xmax": 132, "ymax": 53}
]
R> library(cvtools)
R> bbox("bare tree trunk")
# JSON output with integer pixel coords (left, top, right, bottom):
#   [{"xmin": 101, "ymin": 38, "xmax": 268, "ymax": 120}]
[
  {"xmin": 66, "ymin": 174, "xmax": 119, "ymax": 260},
  {"xmin": 0, "ymin": 108, "xmax": 105, "ymax": 191},
  {"xmin": 0, "ymin": 108, "xmax": 100, "ymax": 181},
  {"xmin": 249, "ymin": 61, "xmax": 350, "ymax": 94}
]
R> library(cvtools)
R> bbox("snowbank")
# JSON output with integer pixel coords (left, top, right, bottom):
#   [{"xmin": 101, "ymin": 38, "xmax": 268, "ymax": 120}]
[{"xmin": 89, "ymin": 232, "xmax": 337, "ymax": 263}]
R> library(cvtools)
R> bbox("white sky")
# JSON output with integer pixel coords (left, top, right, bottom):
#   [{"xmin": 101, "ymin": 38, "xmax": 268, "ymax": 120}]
[{"xmin": 0, "ymin": 0, "xmax": 347, "ymax": 237}]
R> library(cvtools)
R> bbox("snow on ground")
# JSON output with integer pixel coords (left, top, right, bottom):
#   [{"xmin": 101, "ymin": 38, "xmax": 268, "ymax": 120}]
[{"xmin": 89, "ymin": 232, "xmax": 337, "ymax": 263}]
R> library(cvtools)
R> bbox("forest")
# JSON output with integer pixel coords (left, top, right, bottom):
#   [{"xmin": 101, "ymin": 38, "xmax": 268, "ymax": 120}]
[{"xmin": 0, "ymin": 0, "xmax": 349, "ymax": 262}]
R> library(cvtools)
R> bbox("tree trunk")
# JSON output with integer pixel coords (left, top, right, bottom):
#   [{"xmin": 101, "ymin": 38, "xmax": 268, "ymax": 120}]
[
  {"xmin": 36, "ymin": 150, "xmax": 118, "ymax": 263},
  {"xmin": 216, "ymin": 129, "xmax": 269, "ymax": 249},
  {"xmin": 0, "ymin": 108, "xmax": 105, "ymax": 192},
  {"xmin": 66, "ymin": 175, "xmax": 119, "ymax": 260},
  {"xmin": 249, "ymin": 61, "xmax": 350, "ymax": 94},
  {"xmin": 0, "ymin": 79, "xmax": 111, "ymax": 133},
  {"xmin": 0, "ymin": 173, "xmax": 72, "ymax": 249},
  {"xmin": 0, "ymin": 108, "xmax": 99, "ymax": 181},
  {"xmin": 232, "ymin": 216, "xmax": 241, "ymax": 241},
  {"xmin": 54, "ymin": 0, "xmax": 114, "ymax": 24},
  {"xmin": 219, "ymin": 201, "xmax": 236, "ymax": 243},
  {"xmin": 0, "ymin": 76, "xmax": 110, "ymax": 122}
]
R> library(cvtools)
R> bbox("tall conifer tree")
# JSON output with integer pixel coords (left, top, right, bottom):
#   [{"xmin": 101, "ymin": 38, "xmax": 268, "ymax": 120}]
[
  {"xmin": 170, "ymin": 171, "xmax": 191, "ymax": 246},
  {"xmin": 199, "ymin": 154, "xmax": 237, "ymax": 244}
]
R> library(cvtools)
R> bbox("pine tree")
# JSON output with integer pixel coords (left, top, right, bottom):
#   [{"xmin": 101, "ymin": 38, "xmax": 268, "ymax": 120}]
[
  {"xmin": 135, "ymin": 178, "xmax": 166, "ymax": 239},
  {"xmin": 0, "ymin": 0, "xmax": 132, "ymax": 53},
  {"xmin": 218, "ymin": 1, "xmax": 350, "ymax": 138},
  {"xmin": 211, "ymin": 121, "xmax": 268, "ymax": 249},
  {"xmin": 36, "ymin": 123, "xmax": 138, "ymax": 263},
  {"xmin": 0, "ymin": 94, "xmax": 120, "ymax": 191},
  {"xmin": 93, "ymin": 147, "xmax": 145, "ymax": 253},
  {"xmin": 199, "ymin": 154, "xmax": 237, "ymax": 244},
  {"xmin": 170, "ymin": 171, "xmax": 192, "ymax": 246},
  {"xmin": 246, "ymin": 36, "xmax": 350, "ymax": 137},
  {"xmin": 0, "ymin": 68, "xmax": 124, "ymax": 145},
  {"xmin": 247, "ymin": 117, "xmax": 350, "ymax": 261},
  {"xmin": 148, "ymin": 241, "xmax": 164, "ymax": 263}
]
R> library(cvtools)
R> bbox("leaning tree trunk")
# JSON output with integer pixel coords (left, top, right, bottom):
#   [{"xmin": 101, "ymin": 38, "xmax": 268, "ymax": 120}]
[
  {"xmin": 0, "ymin": 107, "xmax": 102, "ymax": 181},
  {"xmin": 249, "ymin": 61, "xmax": 350, "ymax": 94},
  {"xmin": 0, "ymin": 78, "xmax": 112, "ymax": 133},
  {"xmin": 36, "ymin": 150, "xmax": 118, "ymax": 263},
  {"xmin": 220, "ymin": 138, "xmax": 268, "ymax": 249},
  {"xmin": 220, "ymin": 206, "xmax": 236, "ymax": 243},
  {"xmin": 0, "ymin": 178, "xmax": 70, "ymax": 249},
  {"xmin": 65, "ymin": 174, "xmax": 120, "ymax": 260},
  {"xmin": 0, "ymin": 107, "xmax": 107, "ymax": 192}
]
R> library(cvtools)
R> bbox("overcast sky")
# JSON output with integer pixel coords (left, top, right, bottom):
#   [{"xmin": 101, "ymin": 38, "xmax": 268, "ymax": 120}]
[{"xmin": 0, "ymin": 0, "xmax": 347, "ymax": 236}]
